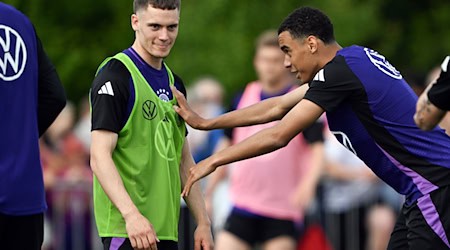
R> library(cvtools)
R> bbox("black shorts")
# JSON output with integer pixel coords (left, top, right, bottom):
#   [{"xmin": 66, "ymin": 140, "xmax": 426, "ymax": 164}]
[
  {"xmin": 223, "ymin": 209, "xmax": 298, "ymax": 246},
  {"xmin": 388, "ymin": 186, "xmax": 450, "ymax": 250},
  {"xmin": 0, "ymin": 212, "xmax": 44, "ymax": 250},
  {"xmin": 102, "ymin": 237, "xmax": 178, "ymax": 250}
]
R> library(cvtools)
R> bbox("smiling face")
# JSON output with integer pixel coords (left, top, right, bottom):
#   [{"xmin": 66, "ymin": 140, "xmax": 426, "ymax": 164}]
[
  {"xmin": 278, "ymin": 31, "xmax": 320, "ymax": 84},
  {"xmin": 131, "ymin": 4, "xmax": 179, "ymax": 68}
]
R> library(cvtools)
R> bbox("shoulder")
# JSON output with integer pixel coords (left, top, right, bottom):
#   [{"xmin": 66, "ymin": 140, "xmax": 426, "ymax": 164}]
[
  {"xmin": 92, "ymin": 59, "xmax": 131, "ymax": 91},
  {"xmin": 173, "ymin": 73, "xmax": 187, "ymax": 97},
  {"xmin": 310, "ymin": 55, "xmax": 356, "ymax": 87}
]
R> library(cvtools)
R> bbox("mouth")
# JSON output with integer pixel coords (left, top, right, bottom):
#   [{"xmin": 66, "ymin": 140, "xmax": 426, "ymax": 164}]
[{"xmin": 155, "ymin": 44, "xmax": 171, "ymax": 50}]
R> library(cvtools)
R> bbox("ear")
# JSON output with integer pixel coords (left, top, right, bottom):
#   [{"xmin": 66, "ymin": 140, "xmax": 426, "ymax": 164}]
[
  {"xmin": 131, "ymin": 14, "xmax": 139, "ymax": 31},
  {"xmin": 306, "ymin": 35, "xmax": 318, "ymax": 54}
]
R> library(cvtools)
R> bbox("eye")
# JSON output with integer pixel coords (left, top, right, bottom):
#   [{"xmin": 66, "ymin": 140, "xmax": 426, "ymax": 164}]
[
  {"xmin": 149, "ymin": 24, "xmax": 160, "ymax": 30},
  {"xmin": 167, "ymin": 24, "xmax": 178, "ymax": 31}
]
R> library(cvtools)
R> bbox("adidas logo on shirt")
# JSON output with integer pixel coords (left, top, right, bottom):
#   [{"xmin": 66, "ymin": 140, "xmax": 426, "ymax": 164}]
[
  {"xmin": 313, "ymin": 69, "xmax": 325, "ymax": 82},
  {"xmin": 98, "ymin": 81, "xmax": 114, "ymax": 96}
]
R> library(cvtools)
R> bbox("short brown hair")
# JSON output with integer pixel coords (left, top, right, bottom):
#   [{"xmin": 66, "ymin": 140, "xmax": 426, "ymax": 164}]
[
  {"xmin": 133, "ymin": 0, "xmax": 180, "ymax": 13},
  {"xmin": 255, "ymin": 30, "xmax": 279, "ymax": 49}
]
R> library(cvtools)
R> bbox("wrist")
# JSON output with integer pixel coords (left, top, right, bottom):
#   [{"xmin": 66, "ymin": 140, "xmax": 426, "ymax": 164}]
[{"xmin": 121, "ymin": 206, "xmax": 139, "ymax": 221}]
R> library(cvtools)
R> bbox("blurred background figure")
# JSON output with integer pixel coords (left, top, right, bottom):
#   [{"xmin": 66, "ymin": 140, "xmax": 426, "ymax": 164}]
[
  {"xmin": 74, "ymin": 95, "xmax": 92, "ymax": 152},
  {"xmin": 187, "ymin": 77, "xmax": 225, "ymax": 163},
  {"xmin": 320, "ymin": 129, "xmax": 402, "ymax": 250},
  {"xmin": 179, "ymin": 77, "xmax": 226, "ymax": 249},
  {"xmin": 40, "ymin": 102, "xmax": 96, "ymax": 250},
  {"xmin": 204, "ymin": 30, "xmax": 325, "ymax": 250}
]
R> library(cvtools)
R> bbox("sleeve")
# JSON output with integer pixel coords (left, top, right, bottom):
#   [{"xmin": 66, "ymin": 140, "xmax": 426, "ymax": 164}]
[
  {"xmin": 36, "ymin": 34, "xmax": 67, "ymax": 137},
  {"xmin": 173, "ymin": 73, "xmax": 187, "ymax": 98},
  {"xmin": 428, "ymin": 56, "xmax": 450, "ymax": 110},
  {"xmin": 173, "ymin": 73, "xmax": 189, "ymax": 136},
  {"xmin": 303, "ymin": 56, "xmax": 361, "ymax": 113},
  {"xmin": 302, "ymin": 120, "xmax": 325, "ymax": 144},
  {"xmin": 90, "ymin": 59, "xmax": 131, "ymax": 133}
]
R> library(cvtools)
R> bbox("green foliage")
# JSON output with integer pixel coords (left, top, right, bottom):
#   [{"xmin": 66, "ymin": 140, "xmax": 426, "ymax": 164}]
[{"xmin": 3, "ymin": 0, "xmax": 449, "ymax": 103}]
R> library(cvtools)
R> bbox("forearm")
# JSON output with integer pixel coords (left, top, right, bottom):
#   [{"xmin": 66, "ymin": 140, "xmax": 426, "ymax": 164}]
[
  {"xmin": 91, "ymin": 153, "xmax": 138, "ymax": 219},
  {"xmin": 415, "ymin": 84, "xmax": 446, "ymax": 130},
  {"xmin": 208, "ymin": 125, "xmax": 288, "ymax": 169},
  {"xmin": 180, "ymin": 144, "xmax": 211, "ymax": 226},
  {"xmin": 204, "ymin": 97, "xmax": 285, "ymax": 129}
]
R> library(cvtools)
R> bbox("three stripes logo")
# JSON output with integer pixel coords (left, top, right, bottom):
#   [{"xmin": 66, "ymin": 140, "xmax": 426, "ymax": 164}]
[
  {"xmin": 97, "ymin": 81, "xmax": 114, "ymax": 96},
  {"xmin": 313, "ymin": 69, "xmax": 325, "ymax": 82},
  {"xmin": 0, "ymin": 25, "xmax": 27, "ymax": 82}
]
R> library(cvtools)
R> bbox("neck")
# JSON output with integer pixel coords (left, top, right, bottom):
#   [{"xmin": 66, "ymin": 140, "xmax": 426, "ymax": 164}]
[
  {"xmin": 319, "ymin": 41, "xmax": 342, "ymax": 68},
  {"xmin": 132, "ymin": 41, "xmax": 163, "ymax": 70}
]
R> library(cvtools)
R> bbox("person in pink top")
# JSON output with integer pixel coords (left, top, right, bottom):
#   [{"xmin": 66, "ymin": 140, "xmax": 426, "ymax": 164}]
[{"xmin": 204, "ymin": 30, "xmax": 325, "ymax": 250}]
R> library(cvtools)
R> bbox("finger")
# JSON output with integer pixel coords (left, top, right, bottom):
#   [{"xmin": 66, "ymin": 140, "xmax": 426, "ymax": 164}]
[
  {"xmin": 194, "ymin": 239, "xmax": 201, "ymax": 250},
  {"xmin": 136, "ymin": 236, "xmax": 144, "ymax": 250},
  {"xmin": 130, "ymin": 236, "xmax": 137, "ymax": 249},
  {"xmin": 181, "ymin": 180, "xmax": 191, "ymax": 197},
  {"xmin": 142, "ymin": 234, "xmax": 151, "ymax": 249},
  {"xmin": 202, "ymin": 240, "xmax": 212, "ymax": 250},
  {"xmin": 170, "ymin": 86, "xmax": 186, "ymax": 105}
]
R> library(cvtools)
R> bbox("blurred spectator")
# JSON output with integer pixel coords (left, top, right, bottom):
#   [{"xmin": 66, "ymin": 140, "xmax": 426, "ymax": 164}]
[
  {"xmin": 74, "ymin": 95, "xmax": 92, "ymax": 152},
  {"xmin": 206, "ymin": 30, "xmax": 325, "ymax": 250},
  {"xmin": 186, "ymin": 77, "xmax": 225, "ymax": 163},
  {"xmin": 179, "ymin": 77, "xmax": 226, "ymax": 248},
  {"xmin": 321, "ymin": 129, "xmax": 402, "ymax": 250},
  {"xmin": 40, "ymin": 102, "xmax": 95, "ymax": 250}
]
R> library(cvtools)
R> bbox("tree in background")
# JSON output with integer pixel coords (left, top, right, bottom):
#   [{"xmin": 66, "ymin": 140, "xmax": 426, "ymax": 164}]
[{"xmin": 3, "ymin": 0, "xmax": 449, "ymax": 103}]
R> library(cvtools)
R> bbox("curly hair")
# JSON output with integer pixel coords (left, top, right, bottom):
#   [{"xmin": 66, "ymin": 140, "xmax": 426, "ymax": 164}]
[
  {"xmin": 278, "ymin": 7, "xmax": 335, "ymax": 44},
  {"xmin": 133, "ymin": 0, "xmax": 180, "ymax": 13}
]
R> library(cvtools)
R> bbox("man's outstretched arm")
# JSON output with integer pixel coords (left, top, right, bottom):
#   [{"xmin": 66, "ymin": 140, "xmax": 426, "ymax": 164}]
[
  {"xmin": 181, "ymin": 99, "xmax": 325, "ymax": 196},
  {"xmin": 414, "ymin": 83, "xmax": 446, "ymax": 131},
  {"xmin": 171, "ymin": 84, "xmax": 308, "ymax": 130}
]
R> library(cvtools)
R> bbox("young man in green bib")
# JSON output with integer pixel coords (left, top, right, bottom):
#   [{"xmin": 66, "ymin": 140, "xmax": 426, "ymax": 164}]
[{"xmin": 90, "ymin": 0, "xmax": 213, "ymax": 249}]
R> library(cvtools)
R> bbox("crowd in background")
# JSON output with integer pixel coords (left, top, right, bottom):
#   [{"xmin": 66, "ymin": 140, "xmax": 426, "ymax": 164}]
[{"xmin": 37, "ymin": 56, "xmax": 450, "ymax": 250}]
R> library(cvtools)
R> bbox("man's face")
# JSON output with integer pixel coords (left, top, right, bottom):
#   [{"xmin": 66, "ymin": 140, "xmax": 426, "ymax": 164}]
[
  {"xmin": 278, "ymin": 31, "xmax": 317, "ymax": 84},
  {"xmin": 254, "ymin": 45, "xmax": 289, "ymax": 85},
  {"xmin": 132, "ymin": 5, "xmax": 179, "ymax": 60}
]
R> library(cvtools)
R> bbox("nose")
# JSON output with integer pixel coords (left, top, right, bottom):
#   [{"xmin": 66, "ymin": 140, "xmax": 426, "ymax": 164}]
[{"xmin": 159, "ymin": 28, "xmax": 169, "ymax": 41}]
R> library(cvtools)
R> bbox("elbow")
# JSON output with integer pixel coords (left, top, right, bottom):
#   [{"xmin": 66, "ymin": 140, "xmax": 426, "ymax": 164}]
[
  {"xmin": 414, "ymin": 114, "xmax": 437, "ymax": 131},
  {"xmin": 271, "ymin": 131, "xmax": 290, "ymax": 150},
  {"xmin": 90, "ymin": 153, "xmax": 100, "ymax": 175}
]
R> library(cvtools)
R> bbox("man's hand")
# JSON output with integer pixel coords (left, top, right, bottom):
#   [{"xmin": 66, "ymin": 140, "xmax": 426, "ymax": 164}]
[
  {"xmin": 124, "ymin": 210, "xmax": 159, "ymax": 250},
  {"xmin": 193, "ymin": 223, "xmax": 214, "ymax": 250},
  {"xmin": 181, "ymin": 159, "xmax": 217, "ymax": 197},
  {"xmin": 171, "ymin": 86, "xmax": 208, "ymax": 130}
]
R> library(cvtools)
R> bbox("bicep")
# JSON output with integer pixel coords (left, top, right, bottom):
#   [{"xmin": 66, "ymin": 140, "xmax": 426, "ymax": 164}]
[
  {"xmin": 279, "ymin": 84, "xmax": 308, "ymax": 111},
  {"xmin": 276, "ymin": 99, "xmax": 325, "ymax": 144},
  {"xmin": 91, "ymin": 130, "xmax": 118, "ymax": 157}
]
